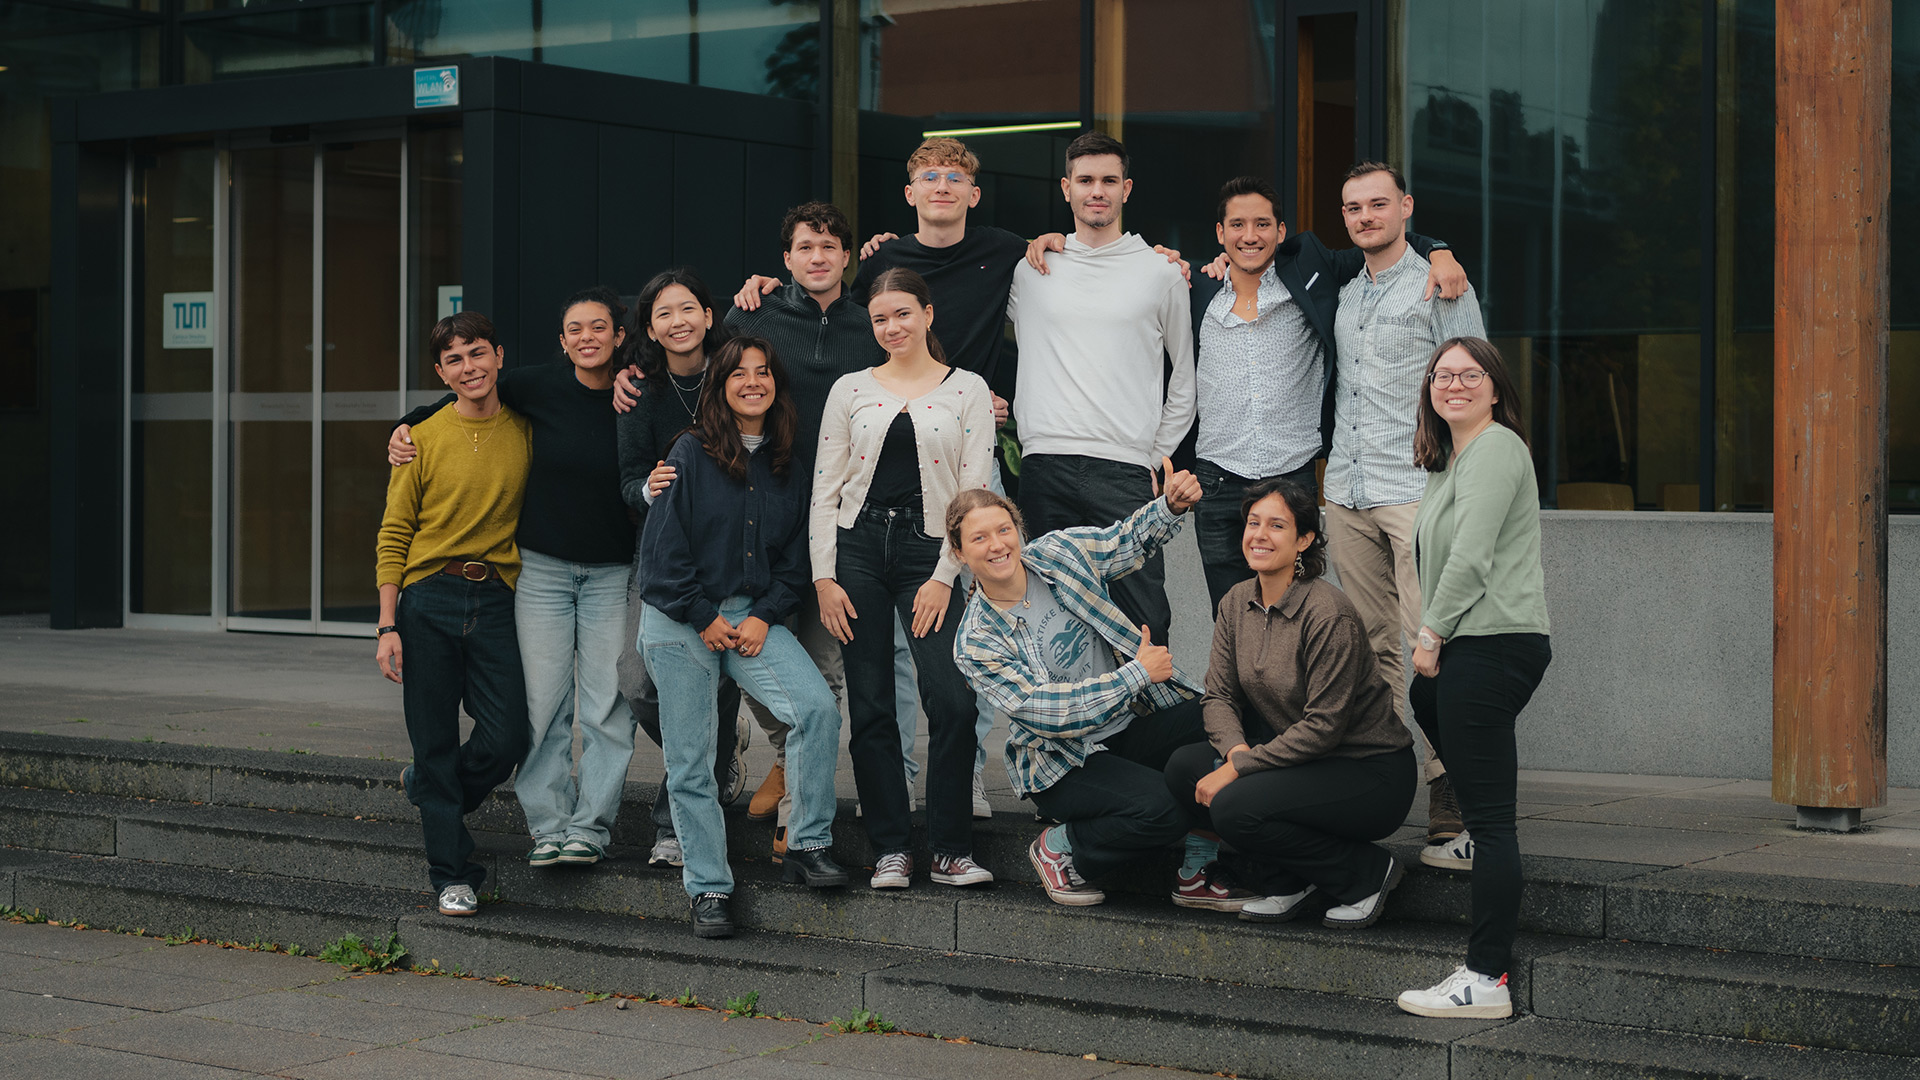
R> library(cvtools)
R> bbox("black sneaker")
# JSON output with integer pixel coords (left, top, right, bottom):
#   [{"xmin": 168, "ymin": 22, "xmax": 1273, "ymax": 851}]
[
  {"xmin": 691, "ymin": 892, "xmax": 734, "ymax": 938},
  {"xmin": 780, "ymin": 846, "xmax": 849, "ymax": 888}
]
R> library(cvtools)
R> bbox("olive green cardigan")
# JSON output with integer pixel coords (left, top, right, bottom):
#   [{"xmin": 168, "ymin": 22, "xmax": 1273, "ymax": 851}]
[{"xmin": 1412, "ymin": 423, "xmax": 1550, "ymax": 640}]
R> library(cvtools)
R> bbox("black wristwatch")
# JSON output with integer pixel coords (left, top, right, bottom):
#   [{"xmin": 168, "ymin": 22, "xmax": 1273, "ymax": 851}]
[{"xmin": 375, "ymin": 625, "xmax": 398, "ymax": 638}]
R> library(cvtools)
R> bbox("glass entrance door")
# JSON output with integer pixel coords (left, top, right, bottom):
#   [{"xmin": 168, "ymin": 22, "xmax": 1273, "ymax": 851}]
[{"xmin": 127, "ymin": 126, "xmax": 462, "ymax": 635}]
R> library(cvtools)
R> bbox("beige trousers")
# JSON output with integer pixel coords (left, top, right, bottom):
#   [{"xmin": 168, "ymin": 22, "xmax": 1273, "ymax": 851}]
[{"xmin": 1324, "ymin": 500, "xmax": 1444, "ymax": 781}]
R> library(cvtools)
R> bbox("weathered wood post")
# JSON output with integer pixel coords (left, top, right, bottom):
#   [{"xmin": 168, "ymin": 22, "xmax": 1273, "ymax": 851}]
[{"xmin": 1771, "ymin": 0, "xmax": 1890, "ymax": 830}]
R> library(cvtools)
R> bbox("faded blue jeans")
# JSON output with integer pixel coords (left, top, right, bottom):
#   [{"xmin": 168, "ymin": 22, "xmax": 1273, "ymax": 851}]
[
  {"xmin": 513, "ymin": 549, "xmax": 637, "ymax": 848},
  {"xmin": 641, "ymin": 598, "xmax": 841, "ymax": 898}
]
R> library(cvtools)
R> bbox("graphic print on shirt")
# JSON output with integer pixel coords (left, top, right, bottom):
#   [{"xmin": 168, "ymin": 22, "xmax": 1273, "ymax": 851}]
[{"xmin": 1049, "ymin": 619, "xmax": 1093, "ymax": 674}]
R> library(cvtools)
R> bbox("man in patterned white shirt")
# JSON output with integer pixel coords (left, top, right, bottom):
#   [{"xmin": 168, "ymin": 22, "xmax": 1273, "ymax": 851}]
[
  {"xmin": 1190, "ymin": 175, "xmax": 1464, "ymax": 611},
  {"xmin": 1324, "ymin": 161, "xmax": 1485, "ymax": 844}
]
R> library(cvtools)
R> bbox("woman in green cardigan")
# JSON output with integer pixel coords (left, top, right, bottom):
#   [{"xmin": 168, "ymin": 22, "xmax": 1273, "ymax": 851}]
[{"xmin": 1396, "ymin": 336, "xmax": 1551, "ymax": 1020}]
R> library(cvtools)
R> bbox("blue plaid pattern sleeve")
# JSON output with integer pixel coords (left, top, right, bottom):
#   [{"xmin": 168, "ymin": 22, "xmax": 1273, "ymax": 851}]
[{"xmin": 954, "ymin": 497, "xmax": 1203, "ymax": 796}]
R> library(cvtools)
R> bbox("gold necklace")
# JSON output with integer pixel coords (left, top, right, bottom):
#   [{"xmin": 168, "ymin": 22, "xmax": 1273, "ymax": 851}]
[{"xmin": 466, "ymin": 413, "xmax": 500, "ymax": 453}]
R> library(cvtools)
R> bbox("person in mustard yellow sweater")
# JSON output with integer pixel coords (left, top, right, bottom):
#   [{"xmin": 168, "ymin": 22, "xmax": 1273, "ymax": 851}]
[{"xmin": 375, "ymin": 311, "xmax": 534, "ymax": 918}]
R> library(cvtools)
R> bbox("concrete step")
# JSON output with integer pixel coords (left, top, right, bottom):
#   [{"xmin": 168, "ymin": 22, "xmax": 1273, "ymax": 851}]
[
  {"xmin": 1532, "ymin": 939, "xmax": 1920, "ymax": 1058},
  {"xmin": 1449, "ymin": 1016, "xmax": 1917, "ymax": 1079},
  {"xmin": 1606, "ymin": 865, "xmax": 1920, "ymax": 966}
]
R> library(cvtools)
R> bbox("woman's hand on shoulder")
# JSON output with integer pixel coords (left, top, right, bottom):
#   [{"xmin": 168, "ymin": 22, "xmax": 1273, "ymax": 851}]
[
  {"xmin": 387, "ymin": 424, "xmax": 417, "ymax": 467},
  {"xmin": 911, "ymin": 579, "xmax": 952, "ymax": 638},
  {"xmin": 734, "ymin": 616, "xmax": 770, "ymax": 657},
  {"xmin": 815, "ymin": 579, "xmax": 858, "ymax": 644}
]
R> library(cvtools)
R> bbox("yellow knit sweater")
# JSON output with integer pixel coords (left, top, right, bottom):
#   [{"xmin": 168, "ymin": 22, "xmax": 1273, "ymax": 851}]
[{"xmin": 375, "ymin": 402, "xmax": 532, "ymax": 591}]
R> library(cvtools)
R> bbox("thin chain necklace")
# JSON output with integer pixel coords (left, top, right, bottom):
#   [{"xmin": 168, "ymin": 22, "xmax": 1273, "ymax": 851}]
[
  {"xmin": 464, "ymin": 411, "xmax": 501, "ymax": 452},
  {"xmin": 667, "ymin": 365, "xmax": 704, "ymax": 419}
]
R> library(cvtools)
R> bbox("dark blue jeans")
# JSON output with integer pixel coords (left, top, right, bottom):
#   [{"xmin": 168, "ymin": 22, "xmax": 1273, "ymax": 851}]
[
  {"xmin": 1409, "ymin": 633, "xmax": 1552, "ymax": 976},
  {"xmin": 1019, "ymin": 453, "xmax": 1171, "ymax": 645},
  {"xmin": 1193, "ymin": 458, "xmax": 1320, "ymax": 614},
  {"xmin": 396, "ymin": 573, "xmax": 531, "ymax": 891},
  {"xmin": 836, "ymin": 505, "xmax": 975, "ymax": 857}
]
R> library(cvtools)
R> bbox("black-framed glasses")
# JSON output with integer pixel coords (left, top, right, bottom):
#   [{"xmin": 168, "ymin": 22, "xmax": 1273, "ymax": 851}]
[
  {"xmin": 912, "ymin": 170, "xmax": 974, "ymax": 187},
  {"xmin": 1429, "ymin": 369, "xmax": 1488, "ymax": 389}
]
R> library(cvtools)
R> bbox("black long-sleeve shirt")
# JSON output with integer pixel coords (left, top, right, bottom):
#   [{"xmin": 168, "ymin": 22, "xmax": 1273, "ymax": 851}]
[
  {"xmin": 636, "ymin": 432, "xmax": 808, "ymax": 631},
  {"xmin": 722, "ymin": 282, "xmax": 882, "ymax": 473},
  {"xmin": 614, "ymin": 370, "xmax": 703, "ymax": 514},
  {"xmin": 399, "ymin": 362, "xmax": 632, "ymax": 565}
]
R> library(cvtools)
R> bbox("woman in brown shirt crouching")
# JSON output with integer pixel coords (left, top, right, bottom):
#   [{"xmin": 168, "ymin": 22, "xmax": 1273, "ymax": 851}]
[{"xmin": 1164, "ymin": 477, "xmax": 1416, "ymax": 929}]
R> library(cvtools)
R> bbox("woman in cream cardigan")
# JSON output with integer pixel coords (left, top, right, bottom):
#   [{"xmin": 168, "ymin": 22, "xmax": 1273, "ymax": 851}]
[
  {"xmin": 810, "ymin": 267, "xmax": 996, "ymax": 890},
  {"xmin": 1396, "ymin": 336, "xmax": 1551, "ymax": 1020}
]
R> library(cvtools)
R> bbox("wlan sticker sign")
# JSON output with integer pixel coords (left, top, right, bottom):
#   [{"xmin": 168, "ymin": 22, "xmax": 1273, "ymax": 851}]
[
  {"xmin": 415, "ymin": 67, "xmax": 459, "ymax": 109},
  {"xmin": 162, "ymin": 291, "xmax": 213, "ymax": 350}
]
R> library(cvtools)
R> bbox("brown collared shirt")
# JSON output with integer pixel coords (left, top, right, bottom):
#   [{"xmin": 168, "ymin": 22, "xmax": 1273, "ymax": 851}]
[{"xmin": 1204, "ymin": 576, "xmax": 1410, "ymax": 773}]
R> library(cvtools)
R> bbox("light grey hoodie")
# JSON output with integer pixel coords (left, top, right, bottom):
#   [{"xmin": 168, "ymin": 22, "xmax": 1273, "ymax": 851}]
[{"xmin": 1008, "ymin": 232, "xmax": 1196, "ymax": 469}]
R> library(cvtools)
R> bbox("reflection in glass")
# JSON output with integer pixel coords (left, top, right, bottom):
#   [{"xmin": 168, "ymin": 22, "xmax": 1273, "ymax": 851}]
[
  {"xmin": 132, "ymin": 146, "xmax": 216, "ymax": 615},
  {"xmin": 1403, "ymin": 0, "xmax": 1704, "ymax": 509},
  {"xmin": 322, "ymin": 141, "xmax": 402, "ymax": 623},
  {"xmin": 183, "ymin": 5, "xmax": 374, "ymax": 82},
  {"xmin": 229, "ymin": 146, "xmax": 314, "ymax": 620},
  {"xmin": 409, "ymin": 126, "xmax": 463, "ymax": 392},
  {"xmin": 385, "ymin": 0, "xmax": 820, "ymax": 100}
]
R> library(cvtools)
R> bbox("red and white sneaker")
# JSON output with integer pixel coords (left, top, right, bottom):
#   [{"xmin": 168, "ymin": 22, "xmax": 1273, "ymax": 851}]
[
  {"xmin": 1027, "ymin": 832, "xmax": 1104, "ymax": 906},
  {"xmin": 1171, "ymin": 862, "xmax": 1259, "ymax": 911}
]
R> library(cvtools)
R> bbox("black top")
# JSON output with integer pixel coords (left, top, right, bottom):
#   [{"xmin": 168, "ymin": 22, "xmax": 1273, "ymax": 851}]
[
  {"xmin": 615, "ymin": 366, "xmax": 704, "ymax": 515},
  {"xmin": 723, "ymin": 282, "xmax": 883, "ymax": 474},
  {"xmin": 864, "ymin": 410, "xmax": 920, "ymax": 509},
  {"xmin": 852, "ymin": 226, "xmax": 1027, "ymax": 396},
  {"xmin": 400, "ymin": 362, "xmax": 632, "ymax": 565},
  {"xmin": 637, "ymin": 431, "xmax": 809, "ymax": 632}
]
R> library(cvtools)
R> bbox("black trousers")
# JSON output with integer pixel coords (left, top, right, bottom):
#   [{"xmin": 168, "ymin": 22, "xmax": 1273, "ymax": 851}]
[
  {"xmin": 1027, "ymin": 698, "xmax": 1208, "ymax": 880},
  {"xmin": 837, "ymin": 505, "xmax": 976, "ymax": 857},
  {"xmin": 1166, "ymin": 741, "xmax": 1415, "ymax": 903},
  {"xmin": 1193, "ymin": 458, "xmax": 1319, "ymax": 615},
  {"xmin": 1018, "ymin": 453, "xmax": 1171, "ymax": 645},
  {"xmin": 1409, "ymin": 633, "xmax": 1552, "ymax": 976},
  {"xmin": 395, "ymin": 574, "xmax": 531, "ymax": 891}
]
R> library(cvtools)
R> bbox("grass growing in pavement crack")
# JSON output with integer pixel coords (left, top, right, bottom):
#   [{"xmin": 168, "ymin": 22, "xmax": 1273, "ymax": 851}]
[
  {"xmin": 723, "ymin": 991, "xmax": 763, "ymax": 1019},
  {"xmin": 827, "ymin": 1008, "xmax": 896, "ymax": 1034},
  {"xmin": 317, "ymin": 932, "xmax": 409, "ymax": 972},
  {"xmin": 0, "ymin": 906, "xmax": 49, "ymax": 924}
]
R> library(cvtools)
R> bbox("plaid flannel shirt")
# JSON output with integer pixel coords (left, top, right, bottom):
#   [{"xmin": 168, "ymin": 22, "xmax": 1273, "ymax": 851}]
[{"xmin": 954, "ymin": 497, "xmax": 1203, "ymax": 796}]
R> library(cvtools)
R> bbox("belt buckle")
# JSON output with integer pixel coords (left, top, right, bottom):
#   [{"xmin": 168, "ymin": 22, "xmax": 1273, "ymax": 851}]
[{"xmin": 459, "ymin": 561, "xmax": 489, "ymax": 581}]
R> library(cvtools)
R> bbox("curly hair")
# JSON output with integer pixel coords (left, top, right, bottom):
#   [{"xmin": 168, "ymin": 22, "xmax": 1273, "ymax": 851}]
[{"xmin": 1239, "ymin": 478, "xmax": 1326, "ymax": 581}]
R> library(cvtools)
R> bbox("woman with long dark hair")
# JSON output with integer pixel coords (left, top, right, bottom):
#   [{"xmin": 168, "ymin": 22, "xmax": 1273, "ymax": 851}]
[
  {"xmin": 1396, "ymin": 336, "xmax": 1551, "ymax": 1019},
  {"xmin": 809, "ymin": 268, "xmax": 995, "ymax": 889},
  {"xmin": 1163, "ymin": 477, "xmax": 1415, "ymax": 925},
  {"xmin": 637, "ymin": 337, "xmax": 848, "ymax": 938}
]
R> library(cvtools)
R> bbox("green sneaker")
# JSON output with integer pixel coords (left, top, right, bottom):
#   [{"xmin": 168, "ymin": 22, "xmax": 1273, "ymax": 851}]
[
  {"xmin": 556, "ymin": 838, "xmax": 605, "ymax": 865},
  {"xmin": 527, "ymin": 840, "xmax": 563, "ymax": 867}
]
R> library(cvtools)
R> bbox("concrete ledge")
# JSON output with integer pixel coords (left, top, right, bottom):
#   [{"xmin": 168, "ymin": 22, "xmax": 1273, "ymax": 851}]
[
  {"xmin": 1605, "ymin": 867, "xmax": 1920, "ymax": 965},
  {"xmin": 397, "ymin": 903, "xmax": 924, "ymax": 1020},
  {"xmin": 13, "ymin": 858, "xmax": 416, "ymax": 952},
  {"xmin": 866, "ymin": 953, "xmax": 1490, "ymax": 1080},
  {"xmin": 0, "ymin": 731, "xmax": 215, "ymax": 803},
  {"xmin": 1531, "ymin": 940, "xmax": 1920, "ymax": 1057},
  {"xmin": 0, "ymin": 787, "xmax": 117, "ymax": 855},
  {"xmin": 0, "ymin": 848, "xmax": 65, "ymax": 910},
  {"xmin": 1386, "ymin": 844, "xmax": 1660, "ymax": 938},
  {"xmin": 1451, "ymin": 1016, "xmax": 1918, "ymax": 1080}
]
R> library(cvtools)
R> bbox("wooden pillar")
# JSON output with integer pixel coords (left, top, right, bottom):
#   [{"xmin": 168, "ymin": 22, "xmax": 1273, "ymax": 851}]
[
  {"xmin": 1771, "ymin": 0, "xmax": 1890, "ymax": 828},
  {"xmin": 829, "ymin": 0, "xmax": 859, "ymax": 238},
  {"xmin": 1093, "ymin": 0, "xmax": 1125, "ymax": 142}
]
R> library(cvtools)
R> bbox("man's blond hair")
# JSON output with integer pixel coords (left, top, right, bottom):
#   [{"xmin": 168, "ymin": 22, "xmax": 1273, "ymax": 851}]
[{"xmin": 906, "ymin": 137, "xmax": 980, "ymax": 181}]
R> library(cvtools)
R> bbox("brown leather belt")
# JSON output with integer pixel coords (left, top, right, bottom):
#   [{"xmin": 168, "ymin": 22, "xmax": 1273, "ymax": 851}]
[{"xmin": 440, "ymin": 560, "xmax": 501, "ymax": 581}]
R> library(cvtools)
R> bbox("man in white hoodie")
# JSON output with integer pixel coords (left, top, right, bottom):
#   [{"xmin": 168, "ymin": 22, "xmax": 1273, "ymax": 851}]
[{"xmin": 1010, "ymin": 132, "xmax": 1195, "ymax": 645}]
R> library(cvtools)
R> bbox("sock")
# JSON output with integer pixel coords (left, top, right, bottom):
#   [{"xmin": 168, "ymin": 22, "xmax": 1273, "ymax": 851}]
[
  {"xmin": 1046, "ymin": 824, "xmax": 1072, "ymax": 854},
  {"xmin": 1180, "ymin": 833, "xmax": 1219, "ymax": 878}
]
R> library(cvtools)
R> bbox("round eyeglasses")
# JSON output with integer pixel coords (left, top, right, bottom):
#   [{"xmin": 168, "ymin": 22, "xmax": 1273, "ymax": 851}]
[{"xmin": 1429, "ymin": 369, "xmax": 1488, "ymax": 389}]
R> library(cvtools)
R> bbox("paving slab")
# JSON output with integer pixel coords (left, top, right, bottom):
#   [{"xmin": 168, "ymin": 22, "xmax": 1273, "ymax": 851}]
[
  {"xmin": 63, "ymin": 1010, "xmax": 376, "ymax": 1071},
  {"xmin": 524, "ymin": 999, "xmax": 827, "ymax": 1055},
  {"xmin": 0, "ymin": 986, "xmax": 139, "ymax": 1036},
  {"xmin": 412, "ymin": 1018, "xmax": 748, "ymax": 1079},
  {"xmin": 762, "ymin": 1029, "xmax": 1148, "ymax": 1080},
  {"xmin": 0, "ymin": 1037, "xmax": 258, "ymax": 1080},
  {"xmin": 1511, "ymin": 818, "xmax": 1770, "ymax": 865},
  {"xmin": 297, "ymin": 969, "xmax": 591, "ymax": 1019},
  {"xmin": 1687, "ymin": 850, "xmax": 1920, "ymax": 887},
  {"xmin": 0, "ymin": 918, "xmax": 155, "ymax": 961},
  {"xmin": 183, "ymin": 986, "xmax": 491, "ymax": 1043},
  {"xmin": 282, "ymin": 1044, "xmax": 611, "ymax": 1080},
  {"xmin": 0, "ymin": 956, "xmax": 264, "ymax": 1010},
  {"xmin": 91, "ymin": 940, "xmax": 341, "ymax": 988}
]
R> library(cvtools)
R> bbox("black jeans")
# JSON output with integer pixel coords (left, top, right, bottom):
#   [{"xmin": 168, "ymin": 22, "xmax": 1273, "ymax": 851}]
[
  {"xmin": 395, "ymin": 574, "xmax": 532, "ymax": 891},
  {"xmin": 1409, "ymin": 633, "xmax": 1552, "ymax": 976},
  {"xmin": 1193, "ymin": 458, "xmax": 1320, "ymax": 614},
  {"xmin": 1166, "ymin": 741, "xmax": 1415, "ymax": 903},
  {"xmin": 1028, "ymin": 697, "xmax": 1208, "ymax": 880},
  {"xmin": 1019, "ymin": 453, "xmax": 1171, "ymax": 645},
  {"xmin": 836, "ymin": 505, "xmax": 976, "ymax": 856}
]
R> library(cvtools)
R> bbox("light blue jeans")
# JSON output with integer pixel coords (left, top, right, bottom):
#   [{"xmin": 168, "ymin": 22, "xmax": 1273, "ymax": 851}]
[
  {"xmin": 515, "ymin": 549, "xmax": 637, "ymax": 848},
  {"xmin": 641, "ymin": 598, "xmax": 840, "ymax": 898}
]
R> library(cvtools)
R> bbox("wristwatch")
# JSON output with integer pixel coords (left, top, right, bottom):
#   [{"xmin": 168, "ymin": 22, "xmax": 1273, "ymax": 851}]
[
  {"xmin": 1417, "ymin": 629, "xmax": 1442, "ymax": 652},
  {"xmin": 375, "ymin": 625, "xmax": 398, "ymax": 638}
]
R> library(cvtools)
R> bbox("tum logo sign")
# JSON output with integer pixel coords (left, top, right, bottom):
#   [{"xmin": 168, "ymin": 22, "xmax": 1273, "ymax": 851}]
[{"xmin": 161, "ymin": 291, "xmax": 214, "ymax": 350}]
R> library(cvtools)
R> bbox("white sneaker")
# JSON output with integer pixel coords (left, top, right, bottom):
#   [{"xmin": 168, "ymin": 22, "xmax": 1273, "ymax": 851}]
[
  {"xmin": 971, "ymin": 768, "xmax": 992, "ymax": 819},
  {"xmin": 1421, "ymin": 830, "xmax": 1475, "ymax": 870},
  {"xmin": 1238, "ymin": 886, "xmax": 1316, "ymax": 923},
  {"xmin": 647, "ymin": 837, "xmax": 684, "ymax": 868},
  {"xmin": 1397, "ymin": 964, "xmax": 1512, "ymax": 1018},
  {"xmin": 870, "ymin": 852, "xmax": 912, "ymax": 889},
  {"xmin": 1322, "ymin": 857, "xmax": 1403, "ymax": 929},
  {"xmin": 437, "ymin": 883, "xmax": 479, "ymax": 917}
]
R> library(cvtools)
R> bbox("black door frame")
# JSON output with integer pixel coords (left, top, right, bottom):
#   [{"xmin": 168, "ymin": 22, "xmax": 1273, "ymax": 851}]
[{"xmin": 1276, "ymin": 0, "xmax": 1388, "ymax": 230}]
